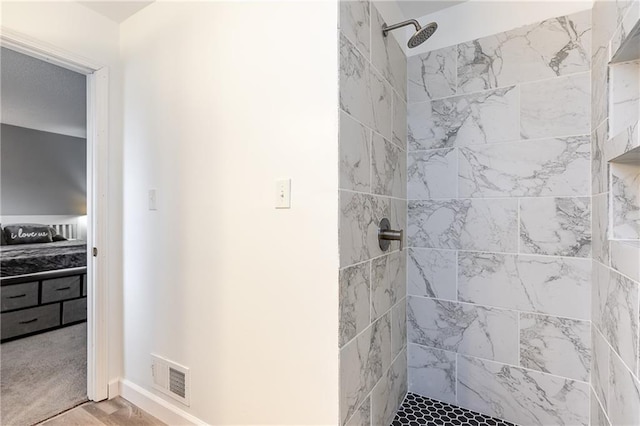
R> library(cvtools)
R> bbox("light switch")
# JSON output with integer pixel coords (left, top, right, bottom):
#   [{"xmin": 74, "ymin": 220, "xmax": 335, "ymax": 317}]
[
  {"xmin": 148, "ymin": 189, "xmax": 157, "ymax": 211},
  {"xmin": 275, "ymin": 179, "xmax": 291, "ymax": 209}
]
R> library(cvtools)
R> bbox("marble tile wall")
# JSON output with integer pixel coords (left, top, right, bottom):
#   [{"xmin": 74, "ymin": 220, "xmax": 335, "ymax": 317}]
[
  {"xmin": 338, "ymin": 1, "xmax": 407, "ymax": 425},
  {"xmin": 590, "ymin": 1, "xmax": 640, "ymax": 425},
  {"xmin": 406, "ymin": 10, "xmax": 596, "ymax": 426}
]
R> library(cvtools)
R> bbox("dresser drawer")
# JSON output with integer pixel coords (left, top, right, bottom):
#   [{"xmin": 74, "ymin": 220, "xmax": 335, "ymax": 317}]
[
  {"xmin": 1, "ymin": 282, "xmax": 38, "ymax": 312},
  {"xmin": 82, "ymin": 274, "xmax": 87, "ymax": 297},
  {"xmin": 63, "ymin": 298, "xmax": 87, "ymax": 324},
  {"xmin": 1, "ymin": 305, "xmax": 60, "ymax": 340},
  {"xmin": 42, "ymin": 276, "xmax": 80, "ymax": 303}
]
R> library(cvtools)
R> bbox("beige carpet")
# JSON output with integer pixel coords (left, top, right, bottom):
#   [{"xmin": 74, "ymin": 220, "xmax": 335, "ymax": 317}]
[{"xmin": 1, "ymin": 323, "xmax": 88, "ymax": 426}]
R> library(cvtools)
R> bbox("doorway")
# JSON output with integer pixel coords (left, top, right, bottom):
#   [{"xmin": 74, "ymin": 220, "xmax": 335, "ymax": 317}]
[{"xmin": 0, "ymin": 29, "xmax": 109, "ymax": 421}]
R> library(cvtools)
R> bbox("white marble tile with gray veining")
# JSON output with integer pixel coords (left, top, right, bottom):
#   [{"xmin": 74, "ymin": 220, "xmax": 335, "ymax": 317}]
[
  {"xmin": 610, "ymin": 61, "xmax": 640, "ymax": 137},
  {"xmin": 345, "ymin": 397, "xmax": 370, "ymax": 426},
  {"xmin": 339, "ymin": 313, "xmax": 391, "ymax": 425},
  {"xmin": 457, "ymin": 355, "xmax": 590, "ymax": 426},
  {"xmin": 340, "ymin": 33, "xmax": 371, "ymax": 128},
  {"xmin": 519, "ymin": 313, "xmax": 591, "ymax": 382},
  {"xmin": 392, "ymin": 90, "xmax": 407, "ymax": 150},
  {"xmin": 591, "ymin": 388, "xmax": 611, "ymax": 426},
  {"xmin": 407, "ymin": 296, "xmax": 518, "ymax": 364},
  {"xmin": 593, "ymin": 262, "xmax": 639, "ymax": 376},
  {"xmin": 519, "ymin": 197, "xmax": 591, "ymax": 257},
  {"xmin": 339, "ymin": 0, "xmax": 370, "ymax": 59},
  {"xmin": 592, "ymin": 123, "xmax": 608, "ymax": 195},
  {"xmin": 340, "ymin": 111, "xmax": 371, "ymax": 192},
  {"xmin": 340, "ymin": 191, "xmax": 391, "ymax": 267},
  {"xmin": 458, "ymin": 251, "xmax": 591, "ymax": 320},
  {"xmin": 407, "ymin": 46, "xmax": 457, "ymax": 103},
  {"xmin": 430, "ymin": 87, "xmax": 520, "ymax": 148},
  {"xmin": 457, "ymin": 10, "xmax": 591, "ymax": 93},
  {"xmin": 407, "ymin": 101, "xmax": 435, "ymax": 151},
  {"xmin": 592, "ymin": 45, "xmax": 609, "ymax": 131},
  {"xmin": 592, "ymin": 325, "xmax": 610, "ymax": 415},
  {"xmin": 409, "ymin": 199, "xmax": 518, "ymax": 252},
  {"xmin": 340, "ymin": 34, "xmax": 393, "ymax": 141},
  {"xmin": 390, "ymin": 198, "xmax": 407, "ymax": 251},
  {"xmin": 611, "ymin": 163, "xmax": 640, "ymax": 240},
  {"xmin": 372, "ymin": 350, "xmax": 408, "ymax": 426},
  {"xmin": 372, "ymin": 133, "xmax": 406, "ymax": 198},
  {"xmin": 371, "ymin": 5, "xmax": 407, "ymax": 100},
  {"xmin": 408, "ymin": 343, "xmax": 456, "ymax": 405},
  {"xmin": 610, "ymin": 0, "xmax": 640, "ymax": 60},
  {"xmin": 370, "ymin": 67, "xmax": 394, "ymax": 141},
  {"xmin": 408, "ymin": 148, "xmax": 457, "ymax": 200},
  {"xmin": 459, "ymin": 136, "xmax": 590, "ymax": 198},
  {"xmin": 592, "ymin": 193, "xmax": 611, "ymax": 266},
  {"xmin": 392, "ymin": 299, "xmax": 406, "ymax": 358},
  {"xmin": 611, "ymin": 240, "xmax": 640, "ymax": 282},
  {"xmin": 339, "ymin": 262, "xmax": 371, "ymax": 348},
  {"xmin": 520, "ymin": 72, "xmax": 591, "ymax": 139},
  {"xmin": 607, "ymin": 120, "xmax": 639, "ymax": 162},
  {"xmin": 408, "ymin": 248, "xmax": 457, "ymax": 301},
  {"xmin": 609, "ymin": 349, "xmax": 640, "ymax": 426},
  {"xmin": 371, "ymin": 251, "xmax": 406, "ymax": 321},
  {"xmin": 591, "ymin": 0, "xmax": 632, "ymax": 57}
]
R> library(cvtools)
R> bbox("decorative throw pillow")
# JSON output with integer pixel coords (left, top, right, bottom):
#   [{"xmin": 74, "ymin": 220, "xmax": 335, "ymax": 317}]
[
  {"xmin": 0, "ymin": 225, "xmax": 6, "ymax": 246},
  {"xmin": 4, "ymin": 224, "xmax": 53, "ymax": 245},
  {"xmin": 52, "ymin": 234, "xmax": 68, "ymax": 242}
]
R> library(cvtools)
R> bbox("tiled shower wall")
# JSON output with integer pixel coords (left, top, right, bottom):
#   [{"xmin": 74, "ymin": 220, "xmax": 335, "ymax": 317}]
[
  {"xmin": 406, "ymin": 11, "xmax": 594, "ymax": 425},
  {"xmin": 591, "ymin": 1, "xmax": 640, "ymax": 425},
  {"xmin": 338, "ymin": 1, "xmax": 408, "ymax": 425}
]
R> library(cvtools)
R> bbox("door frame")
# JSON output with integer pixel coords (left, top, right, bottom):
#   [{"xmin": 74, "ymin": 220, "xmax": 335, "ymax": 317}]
[{"xmin": 1, "ymin": 27, "xmax": 110, "ymax": 401}]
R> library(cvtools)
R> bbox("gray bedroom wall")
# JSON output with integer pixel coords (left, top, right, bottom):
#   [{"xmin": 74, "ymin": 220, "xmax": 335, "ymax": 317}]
[{"xmin": 1, "ymin": 124, "xmax": 86, "ymax": 215}]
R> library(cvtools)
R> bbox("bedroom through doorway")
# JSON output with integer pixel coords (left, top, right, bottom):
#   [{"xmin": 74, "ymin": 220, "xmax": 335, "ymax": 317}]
[{"xmin": 0, "ymin": 47, "xmax": 90, "ymax": 425}]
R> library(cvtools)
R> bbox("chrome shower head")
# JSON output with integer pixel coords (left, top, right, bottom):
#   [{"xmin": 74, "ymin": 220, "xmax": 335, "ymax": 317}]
[
  {"xmin": 408, "ymin": 22, "xmax": 438, "ymax": 48},
  {"xmin": 382, "ymin": 19, "xmax": 438, "ymax": 48}
]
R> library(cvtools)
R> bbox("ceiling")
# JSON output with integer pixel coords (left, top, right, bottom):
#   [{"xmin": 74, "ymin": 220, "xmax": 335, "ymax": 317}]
[
  {"xmin": 396, "ymin": 0, "xmax": 468, "ymax": 20},
  {"xmin": 78, "ymin": 1, "xmax": 154, "ymax": 23},
  {"xmin": 1, "ymin": 48, "xmax": 87, "ymax": 138}
]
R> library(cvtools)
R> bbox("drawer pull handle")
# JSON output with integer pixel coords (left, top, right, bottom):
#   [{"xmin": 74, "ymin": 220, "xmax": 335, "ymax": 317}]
[
  {"xmin": 55, "ymin": 286, "xmax": 71, "ymax": 291},
  {"xmin": 7, "ymin": 294, "xmax": 27, "ymax": 299},
  {"xmin": 19, "ymin": 318, "xmax": 38, "ymax": 324}
]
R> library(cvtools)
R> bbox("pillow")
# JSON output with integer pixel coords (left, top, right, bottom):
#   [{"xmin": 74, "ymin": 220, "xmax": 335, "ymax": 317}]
[
  {"xmin": 0, "ymin": 225, "xmax": 6, "ymax": 246},
  {"xmin": 52, "ymin": 234, "xmax": 68, "ymax": 242},
  {"xmin": 4, "ymin": 224, "xmax": 53, "ymax": 245}
]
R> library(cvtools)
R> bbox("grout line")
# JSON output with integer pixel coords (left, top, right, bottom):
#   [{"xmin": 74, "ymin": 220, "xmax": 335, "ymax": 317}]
[
  {"xmin": 410, "ymin": 341, "xmax": 590, "ymax": 385},
  {"xmin": 403, "ymin": 246, "xmax": 592, "ymax": 262},
  {"xmin": 407, "ymin": 293, "xmax": 590, "ymax": 324},
  {"xmin": 411, "ymin": 70, "xmax": 593, "ymax": 103}
]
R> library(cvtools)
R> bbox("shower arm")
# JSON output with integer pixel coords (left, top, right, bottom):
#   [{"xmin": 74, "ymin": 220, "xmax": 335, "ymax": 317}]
[{"xmin": 382, "ymin": 19, "xmax": 421, "ymax": 37}]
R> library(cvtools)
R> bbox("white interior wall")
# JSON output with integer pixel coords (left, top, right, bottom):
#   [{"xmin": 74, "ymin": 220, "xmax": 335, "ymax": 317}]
[
  {"xmin": 0, "ymin": 0, "xmax": 123, "ymax": 389},
  {"xmin": 120, "ymin": 2, "xmax": 339, "ymax": 424},
  {"xmin": 406, "ymin": 0, "xmax": 593, "ymax": 55}
]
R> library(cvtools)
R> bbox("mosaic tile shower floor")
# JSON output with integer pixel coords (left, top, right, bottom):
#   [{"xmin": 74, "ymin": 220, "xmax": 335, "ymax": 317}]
[{"xmin": 392, "ymin": 393, "xmax": 517, "ymax": 426}]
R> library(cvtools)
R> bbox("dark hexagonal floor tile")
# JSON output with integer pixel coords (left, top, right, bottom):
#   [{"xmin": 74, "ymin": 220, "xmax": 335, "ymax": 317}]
[{"xmin": 391, "ymin": 393, "xmax": 518, "ymax": 426}]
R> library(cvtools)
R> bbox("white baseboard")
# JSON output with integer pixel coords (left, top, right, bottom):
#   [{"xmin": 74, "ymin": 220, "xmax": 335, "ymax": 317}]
[
  {"xmin": 119, "ymin": 379, "xmax": 207, "ymax": 425},
  {"xmin": 108, "ymin": 378, "xmax": 120, "ymax": 399}
]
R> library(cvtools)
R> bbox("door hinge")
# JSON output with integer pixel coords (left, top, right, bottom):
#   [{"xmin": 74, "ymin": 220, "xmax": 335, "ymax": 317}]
[{"xmin": 93, "ymin": 247, "xmax": 98, "ymax": 257}]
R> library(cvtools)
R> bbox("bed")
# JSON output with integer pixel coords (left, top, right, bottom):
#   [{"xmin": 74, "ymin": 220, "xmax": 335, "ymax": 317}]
[
  {"xmin": 1, "ymin": 240, "xmax": 87, "ymax": 277},
  {"xmin": 1, "ymin": 221, "xmax": 88, "ymax": 342}
]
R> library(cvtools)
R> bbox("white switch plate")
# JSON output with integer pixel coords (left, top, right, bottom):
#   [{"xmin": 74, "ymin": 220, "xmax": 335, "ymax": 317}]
[
  {"xmin": 275, "ymin": 179, "xmax": 291, "ymax": 209},
  {"xmin": 148, "ymin": 189, "xmax": 157, "ymax": 211}
]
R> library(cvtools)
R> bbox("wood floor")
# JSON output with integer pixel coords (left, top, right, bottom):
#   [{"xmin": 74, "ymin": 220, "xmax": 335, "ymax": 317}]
[{"xmin": 37, "ymin": 397, "xmax": 165, "ymax": 426}]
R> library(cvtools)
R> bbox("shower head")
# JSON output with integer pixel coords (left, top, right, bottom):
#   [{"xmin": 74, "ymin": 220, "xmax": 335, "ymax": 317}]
[
  {"xmin": 382, "ymin": 19, "xmax": 438, "ymax": 48},
  {"xmin": 408, "ymin": 22, "xmax": 438, "ymax": 48}
]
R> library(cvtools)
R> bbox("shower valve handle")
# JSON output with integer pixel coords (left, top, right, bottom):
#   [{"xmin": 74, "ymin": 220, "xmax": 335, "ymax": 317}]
[{"xmin": 378, "ymin": 218, "xmax": 403, "ymax": 251}]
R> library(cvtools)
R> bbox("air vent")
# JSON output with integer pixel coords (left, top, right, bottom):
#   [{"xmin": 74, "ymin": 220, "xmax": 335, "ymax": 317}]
[{"xmin": 151, "ymin": 354, "xmax": 190, "ymax": 406}]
